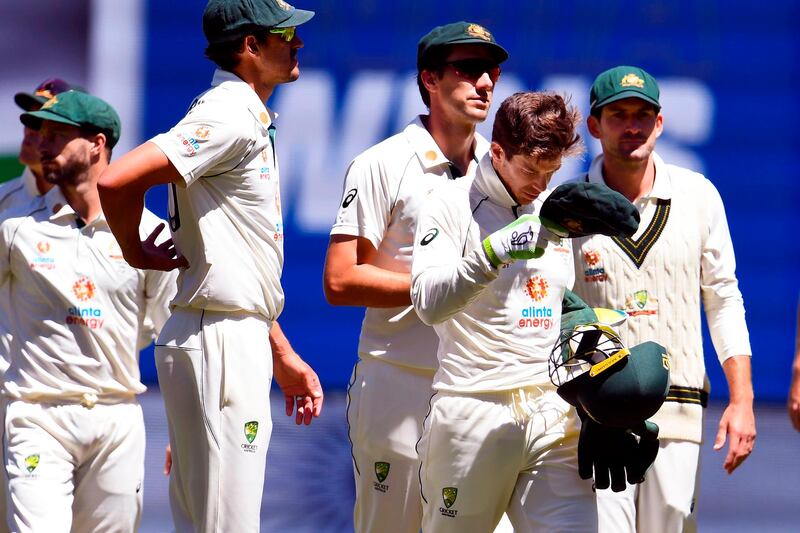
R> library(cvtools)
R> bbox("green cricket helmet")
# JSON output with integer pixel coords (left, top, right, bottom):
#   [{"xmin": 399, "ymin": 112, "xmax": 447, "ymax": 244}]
[{"xmin": 549, "ymin": 323, "xmax": 670, "ymax": 428}]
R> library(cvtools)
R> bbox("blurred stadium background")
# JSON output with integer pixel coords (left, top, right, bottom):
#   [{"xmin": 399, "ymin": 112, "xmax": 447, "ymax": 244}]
[{"xmin": 1, "ymin": 0, "xmax": 798, "ymax": 531}]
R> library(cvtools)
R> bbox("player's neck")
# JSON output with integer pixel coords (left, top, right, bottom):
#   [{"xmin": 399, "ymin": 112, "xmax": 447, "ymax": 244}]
[
  {"xmin": 423, "ymin": 114, "xmax": 477, "ymax": 176},
  {"xmin": 600, "ymin": 155, "xmax": 656, "ymax": 202},
  {"xmin": 61, "ymin": 167, "xmax": 105, "ymax": 225}
]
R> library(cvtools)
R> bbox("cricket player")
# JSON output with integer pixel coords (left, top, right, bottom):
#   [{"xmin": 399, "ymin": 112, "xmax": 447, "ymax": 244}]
[
  {"xmin": 570, "ymin": 65, "xmax": 755, "ymax": 532},
  {"xmin": 0, "ymin": 90, "xmax": 177, "ymax": 532},
  {"xmin": 0, "ymin": 78, "xmax": 81, "ymax": 365},
  {"xmin": 322, "ymin": 21, "xmax": 508, "ymax": 533},
  {"xmin": 411, "ymin": 91, "xmax": 596, "ymax": 532},
  {"xmin": 97, "ymin": 1, "xmax": 323, "ymax": 531}
]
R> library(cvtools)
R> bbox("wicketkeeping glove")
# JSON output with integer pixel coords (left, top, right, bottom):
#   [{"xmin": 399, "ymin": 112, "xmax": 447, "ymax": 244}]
[
  {"xmin": 482, "ymin": 214, "xmax": 567, "ymax": 268},
  {"xmin": 577, "ymin": 415, "xmax": 660, "ymax": 492}
]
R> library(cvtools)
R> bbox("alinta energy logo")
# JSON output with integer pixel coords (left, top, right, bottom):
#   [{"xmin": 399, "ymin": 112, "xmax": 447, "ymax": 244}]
[
  {"xmin": 519, "ymin": 275, "xmax": 554, "ymax": 330},
  {"xmin": 176, "ymin": 132, "xmax": 200, "ymax": 157},
  {"xmin": 30, "ymin": 240, "xmax": 56, "ymax": 270},
  {"xmin": 66, "ymin": 276, "xmax": 104, "ymax": 330},
  {"xmin": 583, "ymin": 248, "xmax": 607, "ymax": 282},
  {"xmin": 373, "ymin": 461, "xmax": 390, "ymax": 493}
]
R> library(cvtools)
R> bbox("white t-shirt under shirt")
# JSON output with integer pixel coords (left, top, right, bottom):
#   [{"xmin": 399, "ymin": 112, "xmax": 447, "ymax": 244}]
[
  {"xmin": 150, "ymin": 69, "xmax": 284, "ymax": 320},
  {"xmin": 411, "ymin": 154, "xmax": 575, "ymax": 392},
  {"xmin": 0, "ymin": 187, "xmax": 176, "ymax": 402},
  {"xmin": 330, "ymin": 117, "xmax": 488, "ymax": 370}
]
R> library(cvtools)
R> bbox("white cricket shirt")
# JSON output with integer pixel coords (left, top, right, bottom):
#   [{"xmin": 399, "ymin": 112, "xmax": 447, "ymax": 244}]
[
  {"xmin": 411, "ymin": 154, "xmax": 575, "ymax": 392},
  {"xmin": 0, "ymin": 168, "xmax": 41, "ymax": 375},
  {"xmin": 330, "ymin": 117, "xmax": 488, "ymax": 370},
  {"xmin": 0, "ymin": 187, "xmax": 177, "ymax": 402},
  {"xmin": 150, "ymin": 69, "xmax": 284, "ymax": 320}
]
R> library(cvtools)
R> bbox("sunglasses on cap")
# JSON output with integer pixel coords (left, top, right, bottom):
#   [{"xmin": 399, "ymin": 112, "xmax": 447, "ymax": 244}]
[
  {"xmin": 442, "ymin": 59, "xmax": 501, "ymax": 84},
  {"xmin": 269, "ymin": 26, "xmax": 296, "ymax": 42}
]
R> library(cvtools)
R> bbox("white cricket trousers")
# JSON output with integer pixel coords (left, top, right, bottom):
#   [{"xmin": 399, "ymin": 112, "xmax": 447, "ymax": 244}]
[
  {"xmin": 596, "ymin": 439, "xmax": 700, "ymax": 533},
  {"xmin": 418, "ymin": 386, "xmax": 597, "ymax": 533},
  {"xmin": 156, "ymin": 307, "xmax": 273, "ymax": 533},
  {"xmin": 3, "ymin": 398, "xmax": 144, "ymax": 533},
  {"xmin": 347, "ymin": 358, "xmax": 435, "ymax": 533}
]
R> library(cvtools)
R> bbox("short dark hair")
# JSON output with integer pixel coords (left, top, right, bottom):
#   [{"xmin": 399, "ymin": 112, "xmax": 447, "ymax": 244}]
[
  {"xmin": 416, "ymin": 46, "xmax": 451, "ymax": 108},
  {"xmin": 204, "ymin": 26, "xmax": 270, "ymax": 71},
  {"xmin": 492, "ymin": 92, "xmax": 583, "ymax": 160}
]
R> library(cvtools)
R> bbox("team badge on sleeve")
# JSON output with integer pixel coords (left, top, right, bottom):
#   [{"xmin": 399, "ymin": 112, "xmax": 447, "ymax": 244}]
[{"xmin": 24, "ymin": 454, "xmax": 40, "ymax": 473}]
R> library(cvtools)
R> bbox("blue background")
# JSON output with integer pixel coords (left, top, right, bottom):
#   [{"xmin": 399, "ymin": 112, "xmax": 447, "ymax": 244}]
[{"xmin": 140, "ymin": 0, "xmax": 799, "ymax": 401}]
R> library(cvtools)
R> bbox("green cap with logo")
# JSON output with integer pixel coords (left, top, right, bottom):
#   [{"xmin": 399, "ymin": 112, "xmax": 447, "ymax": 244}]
[
  {"xmin": 417, "ymin": 21, "xmax": 509, "ymax": 70},
  {"xmin": 590, "ymin": 65, "xmax": 660, "ymax": 111},
  {"xmin": 20, "ymin": 90, "xmax": 122, "ymax": 148},
  {"xmin": 541, "ymin": 181, "xmax": 640, "ymax": 238},
  {"xmin": 203, "ymin": 0, "xmax": 315, "ymax": 45}
]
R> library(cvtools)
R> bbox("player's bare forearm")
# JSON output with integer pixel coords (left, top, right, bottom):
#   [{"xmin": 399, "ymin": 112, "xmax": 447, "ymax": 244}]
[
  {"xmin": 98, "ymin": 142, "xmax": 187, "ymax": 270},
  {"xmin": 714, "ymin": 355, "xmax": 756, "ymax": 474},
  {"xmin": 270, "ymin": 321, "xmax": 324, "ymax": 425},
  {"xmin": 323, "ymin": 234, "xmax": 412, "ymax": 307}
]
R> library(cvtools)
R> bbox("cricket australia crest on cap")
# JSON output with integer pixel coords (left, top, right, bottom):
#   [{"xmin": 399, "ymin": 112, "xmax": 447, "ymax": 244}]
[
  {"xmin": 276, "ymin": 0, "xmax": 292, "ymax": 9},
  {"xmin": 41, "ymin": 96, "xmax": 58, "ymax": 109},
  {"xmin": 620, "ymin": 73, "xmax": 645, "ymax": 88},
  {"xmin": 466, "ymin": 23, "xmax": 492, "ymax": 41}
]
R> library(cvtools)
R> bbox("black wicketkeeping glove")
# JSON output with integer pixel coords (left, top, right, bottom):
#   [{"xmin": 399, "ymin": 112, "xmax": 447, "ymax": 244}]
[{"xmin": 577, "ymin": 416, "xmax": 660, "ymax": 492}]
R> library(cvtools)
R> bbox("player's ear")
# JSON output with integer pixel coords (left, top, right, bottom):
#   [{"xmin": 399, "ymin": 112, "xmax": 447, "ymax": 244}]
[
  {"xmin": 87, "ymin": 132, "xmax": 107, "ymax": 159},
  {"xmin": 490, "ymin": 141, "xmax": 505, "ymax": 167},
  {"xmin": 244, "ymin": 35, "xmax": 259, "ymax": 55},
  {"xmin": 420, "ymin": 69, "xmax": 438, "ymax": 93},
  {"xmin": 586, "ymin": 114, "xmax": 602, "ymax": 139},
  {"xmin": 654, "ymin": 112, "xmax": 664, "ymax": 138}
]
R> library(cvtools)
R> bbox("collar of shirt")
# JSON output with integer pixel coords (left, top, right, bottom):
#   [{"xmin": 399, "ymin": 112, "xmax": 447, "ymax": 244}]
[
  {"xmin": 404, "ymin": 116, "xmax": 488, "ymax": 174},
  {"xmin": 211, "ymin": 69, "xmax": 278, "ymax": 130},
  {"xmin": 474, "ymin": 152, "xmax": 518, "ymax": 208},
  {"xmin": 587, "ymin": 151, "xmax": 672, "ymax": 207},
  {"xmin": 43, "ymin": 187, "xmax": 108, "ymax": 228}
]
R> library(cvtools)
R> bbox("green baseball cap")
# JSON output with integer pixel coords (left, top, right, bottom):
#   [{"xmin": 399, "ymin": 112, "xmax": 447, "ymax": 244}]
[
  {"xmin": 541, "ymin": 181, "xmax": 640, "ymax": 238},
  {"xmin": 20, "ymin": 90, "xmax": 121, "ymax": 148},
  {"xmin": 590, "ymin": 65, "xmax": 660, "ymax": 111},
  {"xmin": 203, "ymin": 0, "xmax": 314, "ymax": 45},
  {"xmin": 417, "ymin": 21, "xmax": 508, "ymax": 70}
]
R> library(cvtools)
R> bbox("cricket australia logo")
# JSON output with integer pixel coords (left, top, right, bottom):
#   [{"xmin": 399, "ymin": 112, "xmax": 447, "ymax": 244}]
[
  {"xmin": 373, "ymin": 462, "xmax": 390, "ymax": 493},
  {"xmin": 620, "ymin": 73, "xmax": 645, "ymax": 88},
  {"xmin": 242, "ymin": 421, "xmax": 259, "ymax": 453},
  {"xmin": 24, "ymin": 454, "xmax": 39, "ymax": 474},
  {"xmin": 440, "ymin": 487, "xmax": 458, "ymax": 517}
]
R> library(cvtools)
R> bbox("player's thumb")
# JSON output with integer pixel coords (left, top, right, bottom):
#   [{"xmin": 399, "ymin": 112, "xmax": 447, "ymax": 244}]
[{"xmin": 713, "ymin": 422, "xmax": 727, "ymax": 450}]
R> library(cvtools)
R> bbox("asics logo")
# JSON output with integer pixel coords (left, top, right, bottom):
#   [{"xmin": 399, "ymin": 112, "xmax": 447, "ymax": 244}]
[
  {"xmin": 342, "ymin": 188, "xmax": 358, "ymax": 208},
  {"xmin": 421, "ymin": 228, "xmax": 439, "ymax": 246}
]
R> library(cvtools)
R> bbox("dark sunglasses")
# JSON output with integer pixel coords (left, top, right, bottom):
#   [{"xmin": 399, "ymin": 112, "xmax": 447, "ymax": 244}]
[{"xmin": 442, "ymin": 59, "xmax": 501, "ymax": 83}]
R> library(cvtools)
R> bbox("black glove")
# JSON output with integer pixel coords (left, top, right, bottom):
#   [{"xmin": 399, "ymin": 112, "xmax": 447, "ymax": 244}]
[{"xmin": 577, "ymin": 416, "xmax": 660, "ymax": 492}]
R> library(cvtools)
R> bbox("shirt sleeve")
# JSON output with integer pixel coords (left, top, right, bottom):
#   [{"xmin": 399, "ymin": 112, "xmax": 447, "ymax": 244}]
[
  {"xmin": 329, "ymin": 156, "xmax": 394, "ymax": 249},
  {"xmin": 699, "ymin": 177, "xmax": 752, "ymax": 362},
  {"xmin": 411, "ymin": 188, "xmax": 498, "ymax": 325},
  {"xmin": 149, "ymin": 98, "xmax": 253, "ymax": 187}
]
